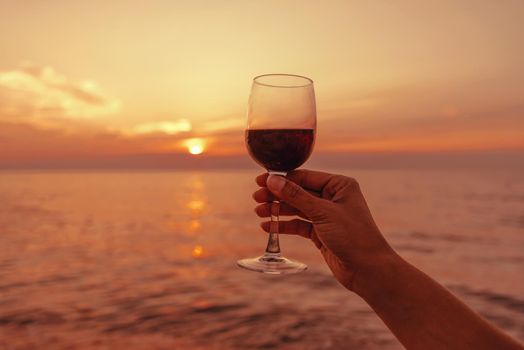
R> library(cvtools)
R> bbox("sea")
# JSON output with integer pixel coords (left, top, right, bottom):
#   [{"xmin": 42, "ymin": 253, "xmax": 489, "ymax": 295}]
[{"xmin": 1, "ymin": 168, "xmax": 523, "ymax": 349}]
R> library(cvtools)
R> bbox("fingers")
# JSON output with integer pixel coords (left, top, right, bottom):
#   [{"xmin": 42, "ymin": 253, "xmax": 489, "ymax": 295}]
[
  {"xmin": 260, "ymin": 218, "xmax": 313, "ymax": 239},
  {"xmin": 252, "ymin": 187, "xmax": 320, "ymax": 203},
  {"xmin": 286, "ymin": 169, "xmax": 335, "ymax": 192},
  {"xmin": 254, "ymin": 202, "xmax": 305, "ymax": 218},
  {"xmin": 252, "ymin": 187, "xmax": 275, "ymax": 203},
  {"xmin": 266, "ymin": 175, "xmax": 326, "ymax": 218},
  {"xmin": 256, "ymin": 170, "xmax": 334, "ymax": 193},
  {"xmin": 260, "ymin": 218, "xmax": 323, "ymax": 249},
  {"xmin": 255, "ymin": 173, "xmax": 269, "ymax": 187}
]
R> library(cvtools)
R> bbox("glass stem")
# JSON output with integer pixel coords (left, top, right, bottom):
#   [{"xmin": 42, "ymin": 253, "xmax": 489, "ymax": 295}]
[
  {"xmin": 264, "ymin": 171, "xmax": 286, "ymax": 257},
  {"xmin": 265, "ymin": 199, "xmax": 281, "ymax": 256}
]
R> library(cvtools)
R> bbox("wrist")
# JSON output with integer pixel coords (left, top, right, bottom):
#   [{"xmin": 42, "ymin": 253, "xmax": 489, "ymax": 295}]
[{"xmin": 351, "ymin": 248, "xmax": 406, "ymax": 299}]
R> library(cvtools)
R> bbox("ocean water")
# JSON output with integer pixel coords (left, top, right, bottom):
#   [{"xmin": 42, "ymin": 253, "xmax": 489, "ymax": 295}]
[{"xmin": 0, "ymin": 169, "xmax": 523, "ymax": 349}]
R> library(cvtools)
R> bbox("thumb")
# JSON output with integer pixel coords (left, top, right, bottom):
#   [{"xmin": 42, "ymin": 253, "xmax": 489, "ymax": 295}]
[{"xmin": 266, "ymin": 175, "xmax": 323, "ymax": 217}]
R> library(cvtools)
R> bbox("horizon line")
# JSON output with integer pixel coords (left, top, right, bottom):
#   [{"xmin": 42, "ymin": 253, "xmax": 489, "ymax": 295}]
[{"xmin": 1, "ymin": 150, "xmax": 523, "ymax": 171}]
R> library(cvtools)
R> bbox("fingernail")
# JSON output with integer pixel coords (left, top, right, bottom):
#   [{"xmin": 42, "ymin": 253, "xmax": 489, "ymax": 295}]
[{"xmin": 267, "ymin": 175, "xmax": 285, "ymax": 192}]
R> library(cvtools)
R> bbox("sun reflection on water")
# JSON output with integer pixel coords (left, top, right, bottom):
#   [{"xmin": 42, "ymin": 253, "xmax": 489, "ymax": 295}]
[
  {"xmin": 187, "ymin": 199, "xmax": 204, "ymax": 214},
  {"xmin": 189, "ymin": 219, "xmax": 201, "ymax": 231},
  {"xmin": 191, "ymin": 245, "xmax": 204, "ymax": 258},
  {"xmin": 185, "ymin": 175, "xmax": 206, "ymax": 259}
]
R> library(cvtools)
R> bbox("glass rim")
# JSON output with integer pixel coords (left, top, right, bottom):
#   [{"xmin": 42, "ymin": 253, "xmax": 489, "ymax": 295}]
[{"xmin": 253, "ymin": 74, "xmax": 313, "ymax": 88}]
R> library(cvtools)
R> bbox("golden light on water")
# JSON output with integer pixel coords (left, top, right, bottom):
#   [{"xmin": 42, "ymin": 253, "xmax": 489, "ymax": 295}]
[
  {"xmin": 187, "ymin": 199, "xmax": 204, "ymax": 213},
  {"xmin": 192, "ymin": 245, "xmax": 204, "ymax": 258},
  {"xmin": 184, "ymin": 138, "xmax": 206, "ymax": 155},
  {"xmin": 189, "ymin": 220, "xmax": 201, "ymax": 231}
]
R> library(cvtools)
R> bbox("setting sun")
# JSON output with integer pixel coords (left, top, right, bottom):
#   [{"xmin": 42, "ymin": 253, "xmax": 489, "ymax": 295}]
[
  {"xmin": 189, "ymin": 144, "xmax": 203, "ymax": 155},
  {"xmin": 185, "ymin": 138, "xmax": 206, "ymax": 155}
]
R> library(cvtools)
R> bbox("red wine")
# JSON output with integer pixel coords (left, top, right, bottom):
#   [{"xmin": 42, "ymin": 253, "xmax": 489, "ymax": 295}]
[{"xmin": 246, "ymin": 129, "xmax": 315, "ymax": 172}]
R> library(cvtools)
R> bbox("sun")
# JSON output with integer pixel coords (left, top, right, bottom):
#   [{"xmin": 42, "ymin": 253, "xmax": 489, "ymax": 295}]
[
  {"xmin": 189, "ymin": 144, "xmax": 204, "ymax": 155},
  {"xmin": 185, "ymin": 138, "xmax": 205, "ymax": 155}
]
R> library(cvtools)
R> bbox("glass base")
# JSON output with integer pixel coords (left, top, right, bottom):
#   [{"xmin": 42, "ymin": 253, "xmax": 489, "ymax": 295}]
[{"xmin": 237, "ymin": 254, "xmax": 307, "ymax": 275}]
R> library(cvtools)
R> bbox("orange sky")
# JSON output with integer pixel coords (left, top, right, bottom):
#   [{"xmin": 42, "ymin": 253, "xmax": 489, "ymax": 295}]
[{"xmin": 0, "ymin": 0, "xmax": 523, "ymax": 165}]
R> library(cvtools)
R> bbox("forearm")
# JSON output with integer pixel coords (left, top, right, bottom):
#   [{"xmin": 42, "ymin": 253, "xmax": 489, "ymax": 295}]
[{"xmin": 353, "ymin": 253, "xmax": 524, "ymax": 350}]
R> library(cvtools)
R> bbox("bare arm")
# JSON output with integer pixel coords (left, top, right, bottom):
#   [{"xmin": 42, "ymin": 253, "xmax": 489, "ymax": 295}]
[
  {"xmin": 355, "ymin": 253, "xmax": 522, "ymax": 349},
  {"xmin": 253, "ymin": 170, "xmax": 524, "ymax": 350}
]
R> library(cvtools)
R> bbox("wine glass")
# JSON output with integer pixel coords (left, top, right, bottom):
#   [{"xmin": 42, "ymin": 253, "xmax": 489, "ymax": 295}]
[{"xmin": 237, "ymin": 74, "xmax": 316, "ymax": 274}]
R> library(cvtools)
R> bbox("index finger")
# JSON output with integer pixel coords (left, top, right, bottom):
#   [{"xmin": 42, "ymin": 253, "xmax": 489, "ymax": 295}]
[
  {"xmin": 255, "ymin": 169, "xmax": 334, "ymax": 191},
  {"xmin": 255, "ymin": 173, "xmax": 269, "ymax": 187},
  {"xmin": 286, "ymin": 169, "xmax": 334, "ymax": 192}
]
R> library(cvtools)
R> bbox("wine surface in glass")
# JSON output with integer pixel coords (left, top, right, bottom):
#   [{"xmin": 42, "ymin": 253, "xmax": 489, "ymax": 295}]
[{"xmin": 245, "ymin": 129, "xmax": 314, "ymax": 172}]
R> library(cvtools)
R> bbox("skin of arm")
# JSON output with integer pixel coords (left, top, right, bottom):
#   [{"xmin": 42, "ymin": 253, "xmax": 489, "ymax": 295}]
[{"xmin": 253, "ymin": 170, "xmax": 524, "ymax": 350}]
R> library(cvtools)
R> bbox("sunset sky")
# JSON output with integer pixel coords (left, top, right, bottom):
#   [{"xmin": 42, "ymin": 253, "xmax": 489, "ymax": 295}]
[{"xmin": 1, "ymin": 0, "xmax": 523, "ymax": 167}]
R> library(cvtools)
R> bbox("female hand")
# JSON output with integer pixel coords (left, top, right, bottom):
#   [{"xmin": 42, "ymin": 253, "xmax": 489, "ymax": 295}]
[{"xmin": 253, "ymin": 169, "xmax": 396, "ymax": 291}]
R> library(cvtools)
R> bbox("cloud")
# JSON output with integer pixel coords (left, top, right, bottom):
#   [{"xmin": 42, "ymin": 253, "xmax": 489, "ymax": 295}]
[
  {"xmin": 0, "ymin": 62, "xmax": 120, "ymax": 121},
  {"xmin": 126, "ymin": 119, "xmax": 192, "ymax": 135},
  {"xmin": 198, "ymin": 117, "xmax": 244, "ymax": 133}
]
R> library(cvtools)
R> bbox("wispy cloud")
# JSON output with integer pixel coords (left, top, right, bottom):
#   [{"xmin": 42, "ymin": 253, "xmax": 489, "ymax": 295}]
[
  {"xmin": 198, "ymin": 117, "xmax": 244, "ymax": 133},
  {"xmin": 0, "ymin": 62, "xmax": 120, "ymax": 122},
  {"xmin": 125, "ymin": 119, "xmax": 192, "ymax": 135}
]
